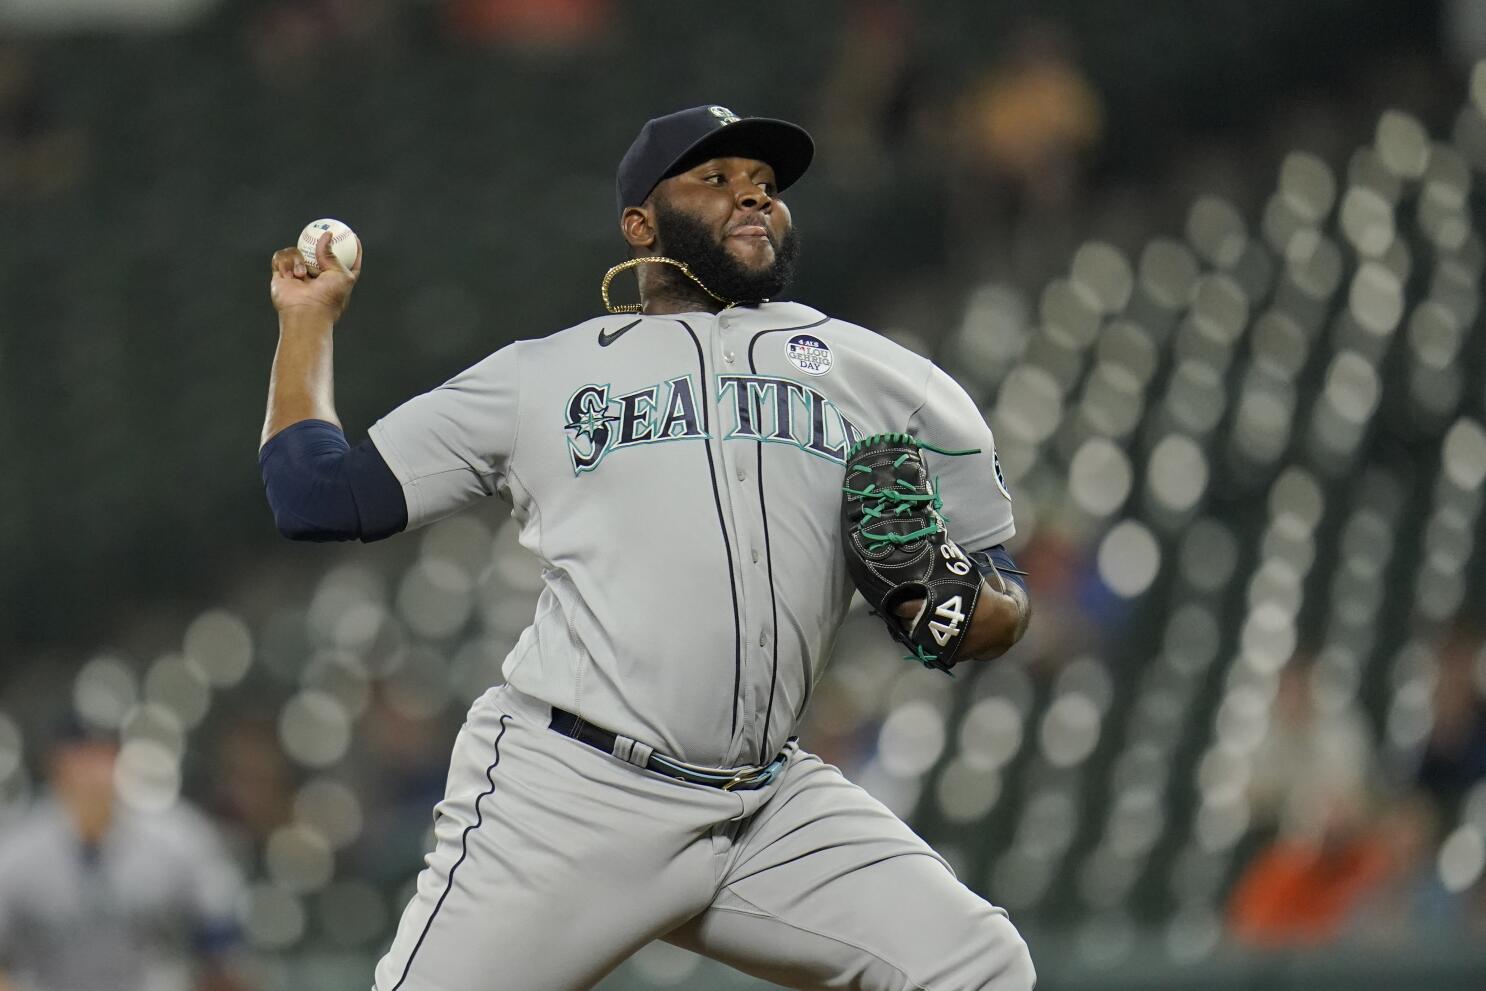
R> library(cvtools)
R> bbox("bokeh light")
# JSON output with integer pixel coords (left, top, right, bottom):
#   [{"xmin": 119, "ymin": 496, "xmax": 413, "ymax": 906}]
[
  {"xmin": 1097, "ymin": 520, "xmax": 1161, "ymax": 598},
  {"xmin": 114, "ymin": 737, "xmax": 181, "ymax": 813},
  {"xmin": 72, "ymin": 653, "xmax": 138, "ymax": 731},
  {"xmin": 278, "ymin": 690, "xmax": 353, "ymax": 769},
  {"xmin": 183, "ymin": 608, "xmax": 254, "ymax": 688},
  {"xmin": 240, "ymin": 883, "xmax": 307, "ymax": 951}
]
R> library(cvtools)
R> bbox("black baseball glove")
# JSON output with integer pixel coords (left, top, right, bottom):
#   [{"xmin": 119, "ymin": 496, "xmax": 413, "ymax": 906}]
[{"xmin": 840, "ymin": 433, "xmax": 984, "ymax": 672}]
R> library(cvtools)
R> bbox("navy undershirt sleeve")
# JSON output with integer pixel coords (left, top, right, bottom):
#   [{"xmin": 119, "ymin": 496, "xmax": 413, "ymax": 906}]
[
  {"xmin": 969, "ymin": 544, "xmax": 1029, "ymax": 596},
  {"xmin": 259, "ymin": 419, "xmax": 408, "ymax": 542}
]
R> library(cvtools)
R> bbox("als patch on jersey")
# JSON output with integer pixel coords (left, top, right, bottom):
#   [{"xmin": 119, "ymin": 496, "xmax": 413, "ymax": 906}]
[{"xmin": 785, "ymin": 334, "xmax": 832, "ymax": 376}]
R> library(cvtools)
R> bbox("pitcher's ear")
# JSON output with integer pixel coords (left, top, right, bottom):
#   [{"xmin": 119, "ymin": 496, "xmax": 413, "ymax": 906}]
[{"xmin": 621, "ymin": 203, "xmax": 657, "ymax": 253}]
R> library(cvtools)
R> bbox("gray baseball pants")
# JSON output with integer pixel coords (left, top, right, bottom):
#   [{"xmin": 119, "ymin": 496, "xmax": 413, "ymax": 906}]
[{"xmin": 372, "ymin": 684, "xmax": 1035, "ymax": 991}]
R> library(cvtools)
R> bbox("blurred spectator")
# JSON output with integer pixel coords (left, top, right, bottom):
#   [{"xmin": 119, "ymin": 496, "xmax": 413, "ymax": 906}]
[
  {"xmin": 440, "ymin": 0, "xmax": 610, "ymax": 51},
  {"xmin": 211, "ymin": 717, "xmax": 294, "ymax": 851},
  {"xmin": 244, "ymin": 0, "xmax": 402, "ymax": 75},
  {"xmin": 1228, "ymin": 791, "xmax": 1392, "ymax": 948},
  {"xmin": 1248, "ymin": 655, "xmax": 1375, "ymax": 837},
  {"xmin": 948, "ymin": 19, "xmax": 1102, "ymax": 286},
  {"xmin": 0, "ymin": 44, "xmax": 86, "ymax": 199},
  {"xmin": 1415, "ymin": 629, "xmax": 1486, "ymax": 810},
  {"xmin": 962, "ymin": 21, "xmax": 1101, "ymax": 193},
  {"xmin": 1345, "ymin": 793, "xmax": 1463, "ymax": 944},
  {"xmin": 814, "ymin": 0, "xmax": 926, "ymax": 188},
  {"xmin": 350, "ymin": 689, "xmax": 455, "ymax": 886},
  {"xmin": 1009, "ymin": 523, "xmax": 1112, "ymax": 668},
  {"xmin": 1228, "ymin": 782, "xmax": 1474, "ymax": 950},
  {"xmin": 0, "ymin": 722, "xmax": 247, "ymax": 991}
]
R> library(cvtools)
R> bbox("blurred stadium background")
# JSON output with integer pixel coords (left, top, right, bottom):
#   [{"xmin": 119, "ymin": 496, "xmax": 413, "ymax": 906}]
[{"xmin": 3, "ymin": 0, "xmax": 1486, "ymax": 989}]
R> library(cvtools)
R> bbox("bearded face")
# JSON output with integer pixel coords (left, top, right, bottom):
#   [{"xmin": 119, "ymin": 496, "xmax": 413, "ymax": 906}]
[{"xmin": 652, "ymin": 198, "xmax": 801, "ymax": 304}]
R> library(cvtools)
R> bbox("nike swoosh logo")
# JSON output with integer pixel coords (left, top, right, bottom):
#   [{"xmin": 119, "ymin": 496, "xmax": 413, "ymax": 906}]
[{"xmin": 598, "ymin": 319, "xmax": 641, "ymax": 348}]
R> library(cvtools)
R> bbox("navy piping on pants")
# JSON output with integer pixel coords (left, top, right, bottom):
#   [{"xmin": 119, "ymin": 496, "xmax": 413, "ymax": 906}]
[{"xmin": 390, "ymin": 714, "xmax": 511, "ymax": 991}]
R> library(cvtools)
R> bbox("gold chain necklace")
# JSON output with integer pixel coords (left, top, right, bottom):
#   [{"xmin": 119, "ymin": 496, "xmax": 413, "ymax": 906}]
[{"xmin": 600, "ymin": 256, "xmax": 741, "ymax": 314}]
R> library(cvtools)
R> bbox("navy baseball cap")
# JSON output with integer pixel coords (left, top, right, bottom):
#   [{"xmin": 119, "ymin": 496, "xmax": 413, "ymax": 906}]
[{"xmin": 616, "ymin": 105, "xmax": 814, "ymax": 215}]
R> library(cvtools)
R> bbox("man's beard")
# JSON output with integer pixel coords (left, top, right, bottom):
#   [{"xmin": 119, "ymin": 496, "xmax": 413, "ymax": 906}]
[{"xmin": 652, "ymin": 201, "xmax": 800, "ymax": 305}]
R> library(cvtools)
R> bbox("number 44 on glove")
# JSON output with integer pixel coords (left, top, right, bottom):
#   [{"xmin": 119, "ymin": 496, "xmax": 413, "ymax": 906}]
[{"xmin": 840, "ymin": 433, "xmax": 986, "ymax": 673}]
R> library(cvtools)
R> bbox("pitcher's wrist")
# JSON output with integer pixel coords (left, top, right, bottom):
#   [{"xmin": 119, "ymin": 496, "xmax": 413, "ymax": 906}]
[{"xmin": 278, "ymin": 306, "xmax": 336, "ymax": 335}]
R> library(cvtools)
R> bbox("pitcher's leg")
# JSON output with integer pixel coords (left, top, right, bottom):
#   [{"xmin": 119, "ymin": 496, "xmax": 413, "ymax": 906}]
[
  {"xmin": 374, "ymin": 688, "xmax": 725, "ymax": 991},
  {"xmin": 668, "ymin": 752, "xmax": 1034, "ymax": 991}
]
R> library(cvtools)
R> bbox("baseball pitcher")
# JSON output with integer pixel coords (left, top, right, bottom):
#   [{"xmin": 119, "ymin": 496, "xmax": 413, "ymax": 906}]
[{"xmin": 260, "ymin": 105, "xmax": 1035, "ymax": 991}]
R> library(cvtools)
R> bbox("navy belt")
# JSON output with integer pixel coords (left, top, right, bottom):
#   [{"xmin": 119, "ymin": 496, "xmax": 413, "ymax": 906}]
[{"xmin": 549, "ymin": 707, "xmax": 791, "ymax": 791}]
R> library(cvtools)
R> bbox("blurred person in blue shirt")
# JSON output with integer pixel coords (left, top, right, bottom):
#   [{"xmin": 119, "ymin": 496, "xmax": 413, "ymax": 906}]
[
  {"xmin": 1415, "ymin": 628, "xmax": 1486, "ymax": 810},
  {"xmin": 0, "ymin": 720, "xmax": 248, "ymax": 991}
]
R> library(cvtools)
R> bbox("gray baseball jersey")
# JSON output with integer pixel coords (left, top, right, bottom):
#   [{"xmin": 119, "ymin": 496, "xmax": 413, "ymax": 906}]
[
  {"xmin": 0, "ymin": 798, "xmax": 242, "ymax": 991},
  {"xmin": 369, "ymin": 301, "xmax": 1014, "ymax": 767}
]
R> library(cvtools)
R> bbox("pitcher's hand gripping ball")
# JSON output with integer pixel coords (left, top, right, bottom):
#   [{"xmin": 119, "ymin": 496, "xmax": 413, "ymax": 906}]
[
  {"xmin": 841, "ymin": 433, "xmax": 984, "ymax": 672},
  {"xmin": 298, "ymin": 218, "xmax": 360, "ymax": 275}
]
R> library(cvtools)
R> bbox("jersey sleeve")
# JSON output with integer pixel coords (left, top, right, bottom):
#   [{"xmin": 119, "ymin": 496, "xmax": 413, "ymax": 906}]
[
  {"xmin": 368, "ymin": 342, "xmax": 524, "ymax": 531},
  {"xmin": 908, "ymin": 362, "xmax": 1015, "ymax": 550}
]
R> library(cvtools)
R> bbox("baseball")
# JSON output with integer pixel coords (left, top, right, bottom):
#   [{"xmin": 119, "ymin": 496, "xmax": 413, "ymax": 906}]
[{"xmin": 297, "ymin": 218, "xmax": 360, "ymax": 275}]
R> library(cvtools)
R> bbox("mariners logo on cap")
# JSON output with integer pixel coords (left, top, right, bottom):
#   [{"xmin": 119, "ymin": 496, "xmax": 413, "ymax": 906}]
[
  {"xmin": 786, "ymin": 334, "xmax": 832, "ymax": 376},
  {"xmin": 708, "ymin": 105, "xmax": 741, "ymax": 125}
]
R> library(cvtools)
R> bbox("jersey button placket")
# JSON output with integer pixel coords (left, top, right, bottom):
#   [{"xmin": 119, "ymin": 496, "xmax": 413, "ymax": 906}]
[{"xmin": 710, "ymin": 314, "xmax": 756, "ymax": 761}]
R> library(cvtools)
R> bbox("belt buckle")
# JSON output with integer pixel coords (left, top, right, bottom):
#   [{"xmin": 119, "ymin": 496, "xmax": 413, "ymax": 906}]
[
  {"xmin": 721, "ymin": 768, "xmax": 754, "ymax": 791},
  {"xmin": 723, "ymin": 756, "xmax": 784, "ymax": 791}
]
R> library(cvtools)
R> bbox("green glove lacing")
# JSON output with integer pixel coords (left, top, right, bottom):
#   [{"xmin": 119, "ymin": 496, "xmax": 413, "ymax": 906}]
[
  {"xmin": 842, "ymin": 433, "xmax": 982, "ymax": 671},
  {"xmin": 841, "ymin": 433, "xmax": 981, "ymax": 552}
]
